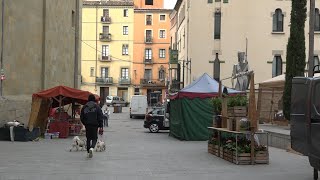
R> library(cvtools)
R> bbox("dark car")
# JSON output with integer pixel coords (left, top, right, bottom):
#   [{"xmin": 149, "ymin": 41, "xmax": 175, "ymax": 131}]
[{"xmin": 144, "ymin": 107, "xmax": 169, "ymax": 133}]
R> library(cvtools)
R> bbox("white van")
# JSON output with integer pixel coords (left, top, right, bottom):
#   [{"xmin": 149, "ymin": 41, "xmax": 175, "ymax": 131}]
[{"xmin": 130, "ymin": 95, "xmax": 148, "ymax": 118}]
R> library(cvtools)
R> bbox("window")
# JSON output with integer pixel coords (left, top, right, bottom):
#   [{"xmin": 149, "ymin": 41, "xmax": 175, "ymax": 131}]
[
  {"xmin": 145, "ymin": 0, "xmax": 153, "ymax": 5},
  {"xmin": 121, "ymin": 68, "xmax": 129, "ymax": 79},
  {"xmin": 145, "ymin": 49, "xmax": 152, "ymax": 60},
  {"xmin": 159, "ymin": 30, "xmax": 166, "ymax": 39},
  {"xmin": 272, "ymin": 55, "xmax": 283, "ymax": 77},
  {"xmin": 146, "ymin": 15, "xmax": 152, "ymax": 25},
  {"xmin": 159, "ymin": 69, "xmax": 165, "ymax": 80},
  {"xmin": 214, "ymin": 12, "xmax": 221, "ymax": 39},
  {"xmin": 103, "ymin": 9, "xmax": 109, "ymax": 17},
  {"xmin": 90, "ymin": 67, "xmax": 94, "ymax": 77},
  {"xmin": 122, "ymin": 44, "xmax": 129, "ymax": 55},
  {"xmin": 273, "ymin": 9, "xmax": 284, "ymax": 32},
  {"xmin": 316, "ymin": 9, "xmax": 320, "ymax": 31},
  {"xmin": 103, "ymin": 26, "xmax": 109, "ymax": 34},
  {"xmin": 72, "ymin": 10, "xmax": 75, "ymax": 28},
  {"xmin": 123, "ymin": 26, "xmax": 128, "ymax": 35},
  {"xmin": 314, "ymin": 56, "xmax": 320, "ymax": 71},
  {"xmin": 159, "ymin": 49, "xmax": 166, "ymax": 58},
  {"xmin": 134, "ymin": 88, "xmax": 140, "ymax": 95},
  {"xmin": 146, "ymin": 30, "xmax": 152, "ymax": 38},
  {"xmin": 208, "ymin": 0, "xmax": 213, "ymax": 3},
  {"xmin": 160, "ymin": 15, "xmax": 166, "ymax": 21},
  {"xmin": 101, "ymin": 67, "xmax": 108, "ymax": 78},
  {"xmin": 144, "ymin": 69, "xmax": 152, "ymax": 80},
  {"xmin": 102, "ymin": 45, "xmax": 109, "ymax": 58},
  {"xmin": 124, "ymin": 9, "xmax": 128, "ymax": 17}
]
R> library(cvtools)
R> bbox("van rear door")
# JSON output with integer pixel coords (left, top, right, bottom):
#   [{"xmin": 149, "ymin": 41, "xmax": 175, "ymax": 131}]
[
  {"xmin": 309, "ymin": 78, "xmax": 320, "ymax": 168},
  {"xmin": 290, "ymin": 77, "xmax": 310, "ymax": 155}
]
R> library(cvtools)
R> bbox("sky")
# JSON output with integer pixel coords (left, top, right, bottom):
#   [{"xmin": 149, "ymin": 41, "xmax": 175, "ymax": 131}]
[{"xmin": 164, "ymin": 0, "xmax": 177, "ymax": 9}]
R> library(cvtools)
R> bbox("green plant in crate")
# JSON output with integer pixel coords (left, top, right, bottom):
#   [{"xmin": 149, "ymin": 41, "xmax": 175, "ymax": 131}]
[
  {"xmin": 227, "ymin": 95, "xmax": 248, "ymax": 107},
  {"xmin": 211, "ymin": 97, "xmax": 222, "ymax": 113}
]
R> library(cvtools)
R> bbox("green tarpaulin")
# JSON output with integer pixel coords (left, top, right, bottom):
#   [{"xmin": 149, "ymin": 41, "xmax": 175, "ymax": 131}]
[{"xmin": 169, "ymin": 98, "xmax": 214, "ymax": 141}]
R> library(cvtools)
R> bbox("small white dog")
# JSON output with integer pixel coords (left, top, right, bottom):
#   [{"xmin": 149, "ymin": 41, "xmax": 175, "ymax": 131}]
[
  {"xmin": 95, "ymin": 140, "xmax": 106, "ymax": 152},
  {"xmin": 70, "ymin": 136, "xmax": 87, "ymax": 152}
]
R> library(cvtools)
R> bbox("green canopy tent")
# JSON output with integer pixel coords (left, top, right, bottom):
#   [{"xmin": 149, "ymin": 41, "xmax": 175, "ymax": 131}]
[{"xmin": 169, "ymin": 73, "xmax": 242, "ymax": 141}]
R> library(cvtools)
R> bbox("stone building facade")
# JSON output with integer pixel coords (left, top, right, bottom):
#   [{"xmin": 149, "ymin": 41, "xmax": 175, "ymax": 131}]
[{"xmin": 0, "ymin": 0, "xmax": 82, "ymax": 126}]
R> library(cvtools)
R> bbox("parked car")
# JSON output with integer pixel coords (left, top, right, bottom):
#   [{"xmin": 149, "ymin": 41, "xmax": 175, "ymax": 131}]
[
  {"xmin": 105, "ymin": 96, "xmax": 129, "ymax": 107},
  {"xmin": 144, "ymin": 107, "xmax": 169, "ymax": 133},
  {"xmin": 130, "ymin": 95, "xmax": 148, "ymax": 118}
]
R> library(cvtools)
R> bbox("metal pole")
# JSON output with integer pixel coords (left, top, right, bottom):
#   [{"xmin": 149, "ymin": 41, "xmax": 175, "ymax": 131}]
[
  {"xmin": 186, "ymin": 59, "xmax": 188, "ymax": 85},
  {"xmin": 95, "ymin": 6, "xmax": 98, "ymax": 90},
  {"xmin": 309, "ymin": 0, "xmax": 315, "ymax": 77},
  {"xmin": 0, "ymin": 0, "xmax": 4, "ymax": 96},
  {"xmin": 189, "ymin": 58, "xmax": 191, "ymax": 82},
  {"xmin": 182, "ymin": 60, "xmax": 185, "ymax": 88}
]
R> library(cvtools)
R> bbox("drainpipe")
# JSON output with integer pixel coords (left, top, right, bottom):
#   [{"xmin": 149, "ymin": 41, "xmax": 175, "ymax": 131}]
[
  {"xmin": 0, "ymin": 0, "xmax": 4, "ymax": 96},
  {"xmin": 95, "ymin": 5, "xmax": 98, "ymax": 91},
  {"xmin": 41, "ymin": 0, "xmax": 47, "ymax": 90},
  {"xmin": 74, "ymin": 0, "xmax": 79, "ymax": 88}
]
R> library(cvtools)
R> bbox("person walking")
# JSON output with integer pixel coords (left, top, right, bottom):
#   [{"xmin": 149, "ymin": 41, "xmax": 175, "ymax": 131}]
[
  {"xmin": 101, "ymin": 104, "xmax": 110, "ymax": 127},
  {"xmin": 80, "ymin": 94, "xmax": 103, "ymax": 158}
]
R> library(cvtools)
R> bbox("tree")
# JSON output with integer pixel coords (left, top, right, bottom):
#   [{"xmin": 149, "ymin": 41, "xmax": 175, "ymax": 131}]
[{"xmin": 283, "ymin": 0, "xmax": 307, "ymax": 120}]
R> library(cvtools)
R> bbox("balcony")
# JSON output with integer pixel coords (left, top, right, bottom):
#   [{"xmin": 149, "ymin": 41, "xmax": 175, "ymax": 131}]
[
  {"xmin": 145, "ymin": 37, "xmax": 153, "ymax": 44},
  {"xmin": 119, "ymin": 78, "xmax": 131, "ymax": 85},
  {"xmin": 140, "ymin": 79, "xmax": 165, "ymax": 87},
  {"xmin": 96, "ymin": 77, "xmax": 113, "ymax": 85},
  {"xmin": 144, "ymin": 57, "xmax": 153, "ymax": 64},
  {"xmin": 101, "ymin": 16, "xmax": 111, "ymax": 23},
  {"xmin": 98, "ymin": 55, "xmax": 111, "ymax": 62},
  {"xmin": 99, "ymin": 33, "xmax": 111, "ymax": 42}
]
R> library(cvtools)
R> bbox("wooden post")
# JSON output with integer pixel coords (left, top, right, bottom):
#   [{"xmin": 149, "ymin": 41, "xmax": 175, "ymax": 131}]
[{"xmin": 248, "ymin": 73, "xmax": 257, "ymax": 164}]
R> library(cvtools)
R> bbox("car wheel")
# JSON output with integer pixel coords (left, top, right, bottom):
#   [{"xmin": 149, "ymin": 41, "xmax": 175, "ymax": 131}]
[{"xmin": 149, "ymin": 123, "xmax": 159, "ymax": 133}]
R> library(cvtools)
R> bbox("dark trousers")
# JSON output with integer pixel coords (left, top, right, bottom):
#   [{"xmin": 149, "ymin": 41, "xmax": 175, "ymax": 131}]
[
  {"xmin": 85, "ymin": 126, "xmax": 98, "ymax": 153},
  {"xmin": 103, "ymin": 115, "xmax": 108, "ymax": 127}
]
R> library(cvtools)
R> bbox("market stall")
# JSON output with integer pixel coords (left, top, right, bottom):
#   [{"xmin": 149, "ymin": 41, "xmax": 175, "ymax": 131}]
[
  {"xmin": 28, "ymin": 86, "xmax": 99, "ymax": 138},
  {"xmin": 169, "ymin": 73, "xmax": 243, "ymax": 141},
  {"xmin": 208, "ymin": 73, "xmax": 269, "ymax": 165}
]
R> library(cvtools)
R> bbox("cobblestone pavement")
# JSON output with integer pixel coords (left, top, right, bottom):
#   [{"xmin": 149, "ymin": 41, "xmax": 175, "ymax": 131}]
[{"xmin": 0, "ymin": 107, "xmax": 314, "ymax": 180}]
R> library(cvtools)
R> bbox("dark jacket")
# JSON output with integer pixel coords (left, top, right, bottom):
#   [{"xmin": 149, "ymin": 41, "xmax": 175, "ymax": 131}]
[{"xmin": 80, "ymin": 101, "xmax": 103, "ymax": 128}]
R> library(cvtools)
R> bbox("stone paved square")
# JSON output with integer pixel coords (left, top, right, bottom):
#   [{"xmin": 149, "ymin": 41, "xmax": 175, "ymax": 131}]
[{"xmin": 0, "ymin": 107, "xmax": 313, "ymax": 180}]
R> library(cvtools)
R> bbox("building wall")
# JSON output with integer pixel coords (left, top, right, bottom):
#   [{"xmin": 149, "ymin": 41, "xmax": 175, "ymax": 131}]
[
  {"xmin": 133, "ymin": 9, "xmax": 171, "ymax": 102},
  {"xmin": 134, "ymin": 0, "xmax": 164, "ymax": 9},
  {"xmin": 81, "ymin": 2, "xmax": 134, "ymax": 102},
  {"xmin": 175, "ymin": 0, "xmax": 188, "ymax": 86},
  {"xmin": 172, "ymin": 0, "xmax": 320, "ymax": 88},
  {"xmin": 0, "ymin": 0, "xmax": 82, "ymax": 126}
]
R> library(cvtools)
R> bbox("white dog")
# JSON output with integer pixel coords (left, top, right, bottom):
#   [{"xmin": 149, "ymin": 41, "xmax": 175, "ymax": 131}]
[
  {"xmin": 70, "ymin": 136, "xmax": 87, "ymax": 152},
  {"xmin": 95, "ymin": 140, "xmax": 106, "ymax": 152}
]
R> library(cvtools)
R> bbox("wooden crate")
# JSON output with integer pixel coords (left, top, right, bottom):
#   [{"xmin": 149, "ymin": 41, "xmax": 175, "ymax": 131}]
[
  {"xmin": 208, "ymin": 144, "xmax": 219, "ymax": 156},
  {"xmin": 228, "ymin": 106, "xmax": 247, "ymax": 117},
  {"xmin": 226, "ymin": 117, "xmax": 246, "ymax": 131},
  {"xmin": 227, "ymin": 118, "xmax": 234, "ymax": 131},
  {"xmin": 255, "ymin": 151, "xmax": 269, "ymax": 164}
]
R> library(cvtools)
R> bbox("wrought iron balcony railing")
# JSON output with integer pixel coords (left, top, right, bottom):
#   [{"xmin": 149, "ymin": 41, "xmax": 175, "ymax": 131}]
[{"xmin": 96, "ymin": 77, "xmax": 113, "ymax": 84}]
